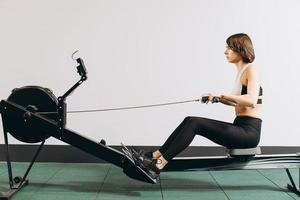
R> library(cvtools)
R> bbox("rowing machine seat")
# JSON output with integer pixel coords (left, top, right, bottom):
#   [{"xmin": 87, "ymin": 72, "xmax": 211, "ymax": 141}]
[{"xmin": 227, "ymin": 147, "xmax": 261, "ymax": 157}]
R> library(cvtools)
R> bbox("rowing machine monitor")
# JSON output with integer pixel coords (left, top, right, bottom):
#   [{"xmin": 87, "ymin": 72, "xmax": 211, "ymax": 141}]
[{"xmin": 76, "ymin": 58, "xmax": 87, "ymax": 81}]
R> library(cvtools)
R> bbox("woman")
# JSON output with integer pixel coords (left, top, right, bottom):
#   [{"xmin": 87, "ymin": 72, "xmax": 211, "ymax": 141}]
[{"xmin": 136, "ymin": 33, "xmax": 263, "ymax": 176}]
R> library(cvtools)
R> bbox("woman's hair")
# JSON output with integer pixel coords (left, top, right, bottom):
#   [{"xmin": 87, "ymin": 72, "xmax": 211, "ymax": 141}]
[{"xmin": 226, "ymin": 33, "xmax": 255, "ymax": 63}]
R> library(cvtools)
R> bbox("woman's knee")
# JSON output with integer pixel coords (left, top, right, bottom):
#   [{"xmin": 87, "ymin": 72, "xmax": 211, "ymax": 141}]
[
  {"xmin": 183, "ymin": 116, "xmax": 198, "ymax": 122},
  {"xmin": 182, "ymin": 116, "xmax": 200, "ymax": 132},
  {"xmin": 184, "ymin": 116, "xmax": 209, "ymax": 125}
]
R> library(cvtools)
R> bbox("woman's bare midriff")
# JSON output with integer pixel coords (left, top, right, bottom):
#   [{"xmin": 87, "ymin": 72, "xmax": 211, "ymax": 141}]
[{"xmin": 235, "ymin": 104, "xmax": 262, "ymax": 118}]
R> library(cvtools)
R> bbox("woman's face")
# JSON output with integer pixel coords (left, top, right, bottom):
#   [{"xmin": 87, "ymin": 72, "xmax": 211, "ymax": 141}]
[{"xmin": 224, "ymin": 46, "xmax": 242, "ymax": 63}]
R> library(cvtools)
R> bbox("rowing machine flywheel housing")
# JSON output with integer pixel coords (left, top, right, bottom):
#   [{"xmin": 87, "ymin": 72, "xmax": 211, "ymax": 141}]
[{"xmin": 4, "ymin": 86, "xmax": 58, "ymax": 143}]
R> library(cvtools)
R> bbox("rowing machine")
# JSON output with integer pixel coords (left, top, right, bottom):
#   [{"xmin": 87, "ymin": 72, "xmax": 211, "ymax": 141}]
[{"xmin": 1, "ymin": 57, "xmax": 300, "ymax": 198}]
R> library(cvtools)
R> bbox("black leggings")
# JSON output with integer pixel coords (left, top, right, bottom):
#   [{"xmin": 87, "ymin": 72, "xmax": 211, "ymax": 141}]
[{"xmin": 159, "ymin": 116, "xmax": 262, "ymax": 161}]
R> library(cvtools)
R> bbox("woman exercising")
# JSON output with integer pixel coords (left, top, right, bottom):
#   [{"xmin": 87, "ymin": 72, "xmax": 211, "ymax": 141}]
[{"xmin": 136, "ymin": 33, "xmax": 263, "ymax": 176}]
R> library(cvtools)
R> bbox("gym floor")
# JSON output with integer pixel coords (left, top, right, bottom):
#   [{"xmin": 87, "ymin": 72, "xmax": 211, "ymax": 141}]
[{"xmin": 1, "ymin": 162, "xmax": 300, "ymax": 200}]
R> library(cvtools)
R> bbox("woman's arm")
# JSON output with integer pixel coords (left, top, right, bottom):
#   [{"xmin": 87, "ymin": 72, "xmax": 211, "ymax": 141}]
[
  {"xmin": 221, "ymin": 66, "xmax": 260, "ymax": 107},
  {"xmin": 219, "ymin": 97, "xmax": 237, "ymax": 106},
  {"xmin": 203, "ymin": 66, "xmax": 260, "ymax": 107}
]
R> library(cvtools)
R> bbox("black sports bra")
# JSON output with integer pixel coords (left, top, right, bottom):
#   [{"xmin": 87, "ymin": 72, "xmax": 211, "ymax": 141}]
[{"xmin": 241, "ymin": 85, "xmax": 263, "ymax": 104}]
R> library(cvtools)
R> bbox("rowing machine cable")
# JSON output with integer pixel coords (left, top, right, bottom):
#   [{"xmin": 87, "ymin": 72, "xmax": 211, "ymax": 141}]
[{"xmin": 37, "ymin": 99, "xmax": 200, "ymax": 114}]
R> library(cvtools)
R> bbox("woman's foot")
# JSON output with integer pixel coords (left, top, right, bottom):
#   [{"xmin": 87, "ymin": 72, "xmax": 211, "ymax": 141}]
[
  {"xmin": 155, "ymin": 156, "xmax": 168, "ymax": 170},
  {"xmin": 143, "ymin": 150, "xmax": 162, "ymax": 159},
  {"xmin": 144, "ymin": 158, "xmax": 161, "ymax": 174},
  {"xmin": 152, "ymin": 150, "xmax": 162, "ymax": 159},
  {"xmin": 137, "ymin": 154, "xmax": 168, "ymax": 174},
  {"xmin": 129, "ymin": 148, "xmax": 167, "ymax": 177}
]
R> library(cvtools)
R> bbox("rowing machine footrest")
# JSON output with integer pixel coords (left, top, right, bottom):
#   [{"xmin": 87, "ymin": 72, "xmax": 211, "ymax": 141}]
[
  {"xmin": 122, "ymin": 156, "xmax": 157, "ymax": 184},
  {"xmin": 227, "ymin": 147, "xmax": 261, "ymax": 157}
]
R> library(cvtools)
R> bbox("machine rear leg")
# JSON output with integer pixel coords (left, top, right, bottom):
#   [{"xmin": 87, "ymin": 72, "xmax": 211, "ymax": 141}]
[{"xmin": 286, "ymin": 168, "xmax": 300, "ymax": 196}]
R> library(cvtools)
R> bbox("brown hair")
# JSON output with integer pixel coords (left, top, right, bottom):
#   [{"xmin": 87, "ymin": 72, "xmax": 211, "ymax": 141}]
[{"xmin": 226, "ymin": 33, "xmax": 255, "ymax": 63}]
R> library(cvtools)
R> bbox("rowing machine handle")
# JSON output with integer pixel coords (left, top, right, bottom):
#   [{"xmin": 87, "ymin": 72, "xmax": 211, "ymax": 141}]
[{"xmin": 201, "ymin": 96, "xmax": 221, "ymax": 103}]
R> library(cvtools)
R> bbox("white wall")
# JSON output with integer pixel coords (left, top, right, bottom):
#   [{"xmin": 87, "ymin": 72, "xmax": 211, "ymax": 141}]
[{"xmin": 0, "ymin": 0, "xmax": 299, "ymax": 146}]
